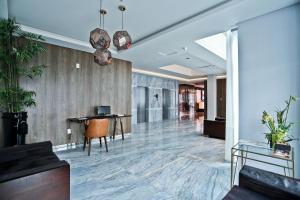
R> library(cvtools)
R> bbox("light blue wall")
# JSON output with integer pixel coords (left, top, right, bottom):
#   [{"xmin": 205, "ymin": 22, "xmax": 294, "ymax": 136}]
[
  {"xmin": 0, "ymin": 0, "xmax": 8, "ymax": 19},
  {"xmin": 239, "ymin": 4, "xmax": 300, "ymax": 177},
  {"xmin": 132, "ymin": 73, "xmax": 178, "ymax": 124}
]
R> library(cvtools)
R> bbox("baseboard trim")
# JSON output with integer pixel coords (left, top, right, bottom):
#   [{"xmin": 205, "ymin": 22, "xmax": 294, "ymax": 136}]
[{"xmin": 53, "ymin": 133, "xmax": 130, "ymax": 152}]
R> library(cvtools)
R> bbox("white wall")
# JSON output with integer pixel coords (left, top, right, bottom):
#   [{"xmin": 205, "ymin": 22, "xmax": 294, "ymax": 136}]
[
  {"xmin": 239, "ymin": 4, "xmax": 300, "ymax": 177},
  {"xmin": 0, "ymin": 0, "xmax": 8, "ymax": 19},
  {"xmin": 207, "ymin": 75, "xmax": 217, "ymax": 120}
]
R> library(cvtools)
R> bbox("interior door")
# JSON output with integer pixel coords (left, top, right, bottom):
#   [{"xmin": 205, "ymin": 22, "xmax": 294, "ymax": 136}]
[
  {"xmin": 162, "ymin": 89, "xmax": 171, "ymax": 120},
  {"xmin": 136, "ymin": 87, "xmax": 146, "ymax": 123},
  {"xmin": 217, "ymin": 79, "xmax": 226, "ymax": 118}
]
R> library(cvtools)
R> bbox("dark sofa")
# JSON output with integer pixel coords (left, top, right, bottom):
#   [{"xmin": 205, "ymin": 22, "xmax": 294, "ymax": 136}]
[
  {"xmin": 203, "ymin": 117, "xmax": 226, "ymax": 139},
  {"xmin": 223, "ymin": 165, "xmax": 300, "ymax": 200},
  {"xmin": 0, "ymin": 141, "xmax": 70, "ymax": 200}
]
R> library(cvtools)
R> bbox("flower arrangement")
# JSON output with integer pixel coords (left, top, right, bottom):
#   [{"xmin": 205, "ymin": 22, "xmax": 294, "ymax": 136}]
[{"xmin": 262, "ymin": 96, "xmax": 297, "ymax": 148}]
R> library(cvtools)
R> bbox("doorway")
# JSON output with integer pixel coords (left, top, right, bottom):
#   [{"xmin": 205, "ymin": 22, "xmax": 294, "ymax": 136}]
[
  {"xmin": 136, "ymin": 87, "xmax": 147, "ymax": 123},
  {"xmin": 162, "ymin": 89, "xmax": 171, "ymax": 120}
]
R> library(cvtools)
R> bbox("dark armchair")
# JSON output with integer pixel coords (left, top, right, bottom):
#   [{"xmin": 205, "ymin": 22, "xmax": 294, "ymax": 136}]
[
  {"xmin": 0, "ymin": 141, "xmax": 70, "ymax": 200},
  {"xmin": 223, "ymin": 165, "xmax": 300, "ymax": 200},
  {"xmin": 203, "ymin": 117, "xmax": 226, "ymax": 139}
]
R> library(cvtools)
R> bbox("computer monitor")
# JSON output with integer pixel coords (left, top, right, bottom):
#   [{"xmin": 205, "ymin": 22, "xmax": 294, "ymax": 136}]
[{"xmin": 95, "ymin": 106, "xmax": 111, "ymax": 116}]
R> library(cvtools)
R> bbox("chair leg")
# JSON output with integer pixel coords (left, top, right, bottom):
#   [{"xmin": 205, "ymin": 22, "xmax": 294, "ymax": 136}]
[
  {"xmin": 88, "ymin": 138, "xmax": 91, "ymax": 156},
  {"xmin": 104, "ymin": 137, "xmax": 108, "ymax": 152},
  {"xmin": 99, "ymin": 137, "xmax": 102, "ymax": 148},
  {"xmin": 83, "ymin": 137, "xmax": 87, "ymax": 151},
  {"xmin": 113, "ymin": 118, "xmax": 117, "ymax": 139}
]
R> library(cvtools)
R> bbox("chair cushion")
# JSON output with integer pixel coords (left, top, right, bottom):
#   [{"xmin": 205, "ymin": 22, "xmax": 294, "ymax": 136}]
[
  {"xmin": 0, "ymin": 151, "xmax": 59, "ymax": 174},
  {"xmin": 240, "ymin": 165, "xmax": 300, "ymax": 200},
  {"xmin": 222, "ymin": 186, "xmax": 270, "ymax": 200},
  {"xmin": 0, "ymin": 141, "xmax": 64, "ymax": 183},
  {"xmin": 0, "ymin": 141, "xmax": 53, "ymax": 163}
]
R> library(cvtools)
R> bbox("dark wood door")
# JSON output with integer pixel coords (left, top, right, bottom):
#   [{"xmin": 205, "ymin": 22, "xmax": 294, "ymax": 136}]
[
  {"xmin": 204, "ymin": 81, "xmax": 207, "ymax": 119},
  {"xmin": 217, "ymin": 78, "xmax": 226, "ymax": 118}
]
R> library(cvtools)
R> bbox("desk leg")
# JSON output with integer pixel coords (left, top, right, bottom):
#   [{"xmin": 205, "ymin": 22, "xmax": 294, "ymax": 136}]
[
  {"xmin": 292, "ymin": 153, "xmax": 295, "ymax": 178},
  {"xmin": 244, "ymin": 147, "xmax": 248, "ymax": 165},
  {"xmin": 67, "ymin": 120, "xmax": 71, "ymax": 149},
  {"xmin": 241, "ymin": 150, "xmax": 244, "ymax": 168},
  {"xmin": 120, "ymin": 118, "xmax": 124, "ymax": 140},
  {"xmin": 113, "ymin": 118, "xmax": 117, "ymax": 140},
  {"xmin": 233, "ymin": 157, "xmax": 238, "ymax": 187},
  {"xmin": 231, "ymin": 148, "xmax": 233, "ymax": 188},
  {"xmin": 293, "ymin": 162, "xmax": 295, "ymax": 178}
]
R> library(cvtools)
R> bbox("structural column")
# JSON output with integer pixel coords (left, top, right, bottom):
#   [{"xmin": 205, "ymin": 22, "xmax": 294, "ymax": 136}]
[
  {"xmin": 0, "ymin": 0, "xmax": 8, "ymax": 19},
  {"xmin": 207, "ymin": 75, "xmax": 217, "ymax": 120},
  {"xmin": 225, "ymin": 29, "xmax": 239, "ymax": 161}
]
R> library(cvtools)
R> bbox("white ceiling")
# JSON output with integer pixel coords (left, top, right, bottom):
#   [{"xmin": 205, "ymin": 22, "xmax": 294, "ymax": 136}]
[{"xmin": 7, "ymin": 0, "xmax": 300, "ymax": 80}]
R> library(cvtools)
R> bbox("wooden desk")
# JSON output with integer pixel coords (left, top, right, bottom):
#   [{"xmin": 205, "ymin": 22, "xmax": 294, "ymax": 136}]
[{"xmin": 67, "ymin": 114, "xmax": 131, "ymax": 141}]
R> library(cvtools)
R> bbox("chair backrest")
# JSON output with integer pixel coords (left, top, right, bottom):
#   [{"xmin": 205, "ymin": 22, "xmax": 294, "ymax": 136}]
[{"xmin": 85, "ymin": 119, "xmax": 109, "ymax": 138}]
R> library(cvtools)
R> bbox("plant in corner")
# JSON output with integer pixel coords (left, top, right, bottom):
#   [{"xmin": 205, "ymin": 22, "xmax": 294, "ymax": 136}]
[
  {"xmin": 0, "ymin": 18, "xmax": 46, "ymax": 146},
  {"xmin": 261, "ymin": 96, "xmax": 297, "ymax": 152}
]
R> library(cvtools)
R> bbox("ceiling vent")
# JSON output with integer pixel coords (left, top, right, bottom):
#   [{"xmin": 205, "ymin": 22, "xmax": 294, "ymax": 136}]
[
  {"xmin": 160, "ymin": 64, "xmax": 201, "ymax": 76},
  {"xmin": 195, "ymin": 65, "xmax": 225, "ymax": 75},
  {"xmin": 158, "ymin": 50, "xmax": 178, "ymax": 56}
]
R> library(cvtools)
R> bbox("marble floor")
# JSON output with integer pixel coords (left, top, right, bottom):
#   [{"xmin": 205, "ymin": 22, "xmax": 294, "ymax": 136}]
[{"xmin": 57, "ymin": 119, "xmax": 230, "ymax": 200}]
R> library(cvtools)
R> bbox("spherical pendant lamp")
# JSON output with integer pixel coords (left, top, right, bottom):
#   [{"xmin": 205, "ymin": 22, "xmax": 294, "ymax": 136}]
[
  {"xmin": 89, "ymin": 2, "xmax": 111, "ymax": 50},
  {"xmin": 90, "ymin": 28, "xmax": 111, "ymax": 50},
  {"xmin": 113, "ymin": 30, "xmax": 132, "ymax": 50},
  {"xmin": 113, "ymin": 5, "xmax": 132, "ymax": 50},
  {"xmin": 94, "ymin": 49, "xmax": 112, "ymax": 66}
]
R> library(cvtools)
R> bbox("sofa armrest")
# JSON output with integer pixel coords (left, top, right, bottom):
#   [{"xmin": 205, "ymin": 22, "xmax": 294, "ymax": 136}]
[
  {"xmin": 239, "ymin": 165, "xmax": 300, "ymax": 200},
  {"xmin": 0, "ymin": 162, "xmax": 70, "ymax": 200},
  {"xmin": 203, "ymin": 120, "xmax": 225, "ymax": 139},
  {"xmin": 0, "ymin": 160, "xmax": 69, "ymax": 183}
]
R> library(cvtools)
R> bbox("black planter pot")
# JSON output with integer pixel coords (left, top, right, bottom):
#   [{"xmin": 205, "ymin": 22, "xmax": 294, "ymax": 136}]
[
  {"xmin": 269, "ymin": 141, "xmax": 273, "ymax": 149},
  {"xmin": 2, "ymin": 112, "xmax": 28, "ymax": 147},
  {"xmin": 274, "ymin": 143, "xmax": 291, "ymax": 154}
]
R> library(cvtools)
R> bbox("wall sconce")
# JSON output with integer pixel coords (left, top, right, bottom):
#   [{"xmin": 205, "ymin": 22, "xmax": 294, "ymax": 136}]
[
  {"xmin": 76, "ymin": 63, "xmax": 80, "ymax": 69},
  {"xmin": 154, "ymin": 94, "xmax": 158, "ymax": 101}
]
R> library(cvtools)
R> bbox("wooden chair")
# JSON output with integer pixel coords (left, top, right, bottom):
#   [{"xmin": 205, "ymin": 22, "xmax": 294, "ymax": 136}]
[{"xmin": 83, "ymin": 119, "xmax": 109, "ymax": 156}]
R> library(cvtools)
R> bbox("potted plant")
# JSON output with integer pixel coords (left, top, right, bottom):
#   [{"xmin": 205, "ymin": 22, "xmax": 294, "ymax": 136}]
[
  {"xmin": 0, "ymin": 18, "xmax": 46, "ymax": 146},
  {"xmin": 261, "ymin": 96, "xmax": 297, "ymax": 153}
]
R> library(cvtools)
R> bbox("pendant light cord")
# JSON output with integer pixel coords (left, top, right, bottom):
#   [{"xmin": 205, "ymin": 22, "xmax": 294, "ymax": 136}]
[
  {"xmin": 99, "ymin": 0, "xmax": 102, "ymax": 28},
  {"xmin": 122, "ymin": 10, "xmax": 124, "ymax": 30},
  {"xmin": 103, "ymin": 14, "xmax": 105, "ymax": 29}
]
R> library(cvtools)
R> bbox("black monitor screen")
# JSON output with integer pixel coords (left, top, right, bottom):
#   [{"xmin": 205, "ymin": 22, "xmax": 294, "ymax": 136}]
[{"xmin": 96, "ymin": 106, "xmax": 111, "ymax": 115}]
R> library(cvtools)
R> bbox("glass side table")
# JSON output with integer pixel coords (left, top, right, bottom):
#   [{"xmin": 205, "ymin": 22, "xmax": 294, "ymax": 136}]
[{"xmin": 231, "ymin": 140, "xmax": 295, "ymax": 187}]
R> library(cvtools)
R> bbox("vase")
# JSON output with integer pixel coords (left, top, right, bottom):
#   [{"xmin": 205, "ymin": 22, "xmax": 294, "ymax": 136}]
[
  {"xmin": 274, "ymin": 143, "xmax": 291, "ymax": 154},
  {"xmin": 2, "ymin": 112, "xmax": 28, "ymax": 147},
  {"xmin": 269, "ymin": 138, "xmax": 273, "ymax": 149}
]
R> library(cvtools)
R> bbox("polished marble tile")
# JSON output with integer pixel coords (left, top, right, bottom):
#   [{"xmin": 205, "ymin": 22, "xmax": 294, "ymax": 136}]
[{"xmin": 57, "ymin": 119, "xmax": 230, "ymax": 200}]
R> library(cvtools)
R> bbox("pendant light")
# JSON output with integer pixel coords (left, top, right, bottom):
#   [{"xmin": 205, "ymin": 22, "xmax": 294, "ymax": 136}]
[
  {"xmin": 89, "ymin": 0, "xmax": 111, "ymax": 50},
  {"xmin": 90, "ymin": 0, "xmax": 112, "ymax": 66},
  {"xmin": 94, "ymin": 49, "xmax": 112, "ymax": 66},
  {"xmin": 113, "ymin": 5, "xmax": 132, "ymax": 50}
]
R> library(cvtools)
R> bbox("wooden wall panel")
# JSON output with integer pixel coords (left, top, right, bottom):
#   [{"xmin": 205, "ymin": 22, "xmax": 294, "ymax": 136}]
[{"xmin": 18, "ymin": 43, "xmax": 132, "ymax": 146}]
